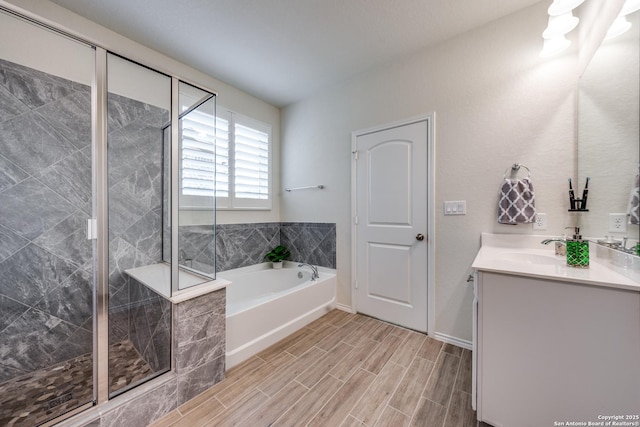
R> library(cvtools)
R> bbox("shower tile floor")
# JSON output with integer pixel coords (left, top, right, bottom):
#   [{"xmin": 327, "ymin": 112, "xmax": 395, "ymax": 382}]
[{"xmin": 0, "ymin": 340, "xmax": 153, "ymax": 427}]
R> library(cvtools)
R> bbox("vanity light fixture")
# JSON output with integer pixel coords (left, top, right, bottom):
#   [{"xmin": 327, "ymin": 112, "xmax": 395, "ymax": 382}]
[
  {"xmin": 605, "ymin": 0, "xmax": 640, "ymax": 40},
  {"xmin": 540, "ymin": 0, "xmax": 584, "ymax": 57}
]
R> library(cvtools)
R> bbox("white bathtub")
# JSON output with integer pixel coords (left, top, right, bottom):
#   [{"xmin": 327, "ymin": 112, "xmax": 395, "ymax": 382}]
[{"xmin": 218, "ymin": 263, "xmax": 336, "ymax": 369}]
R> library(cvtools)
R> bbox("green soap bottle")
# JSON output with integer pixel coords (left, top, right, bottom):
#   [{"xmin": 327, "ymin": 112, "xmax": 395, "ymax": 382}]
[{"xmin": 566, "ymin": 226, "xmax": 589, "ymax": 268}]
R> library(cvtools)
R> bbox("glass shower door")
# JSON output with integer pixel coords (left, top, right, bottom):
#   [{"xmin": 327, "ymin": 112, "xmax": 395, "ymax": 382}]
[
  {"xmin": 0, "ymin": 9, "xmax": 96, "ymax": 426},
  {"xmin": 106, "ymin": 54, "xmax": 172, "ymax": 396}
]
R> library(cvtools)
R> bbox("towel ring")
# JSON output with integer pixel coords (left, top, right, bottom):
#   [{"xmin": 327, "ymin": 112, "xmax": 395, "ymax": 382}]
[{"xmin": 503, "ymin": 163, "xmax": 531, "ymax": 179}]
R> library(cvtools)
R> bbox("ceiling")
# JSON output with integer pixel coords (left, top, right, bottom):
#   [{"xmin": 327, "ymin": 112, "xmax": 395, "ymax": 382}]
[{"xmin": 50, "ymin": 0, "xmax": 541, "ymax": 107}]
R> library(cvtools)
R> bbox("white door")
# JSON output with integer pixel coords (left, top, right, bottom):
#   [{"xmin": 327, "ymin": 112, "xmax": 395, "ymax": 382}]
[{"xmin": 354, "ymin": 118, "xmax": 430, "ymax": 332}]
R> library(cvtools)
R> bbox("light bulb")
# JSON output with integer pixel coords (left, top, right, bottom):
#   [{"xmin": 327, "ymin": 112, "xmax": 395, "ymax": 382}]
[
  {"xmin": 548, "ymin": 0, "xmax": 586, "ymax": 16},
  {"xmin": 605, "ymin": 15, "xmax": 632, "ymax": 40},
  {"xmin": 620, "ymin": 0, "xmax": 640, "ymax": 16},
  {"xmin": 542, "ymin": 12, "xmax": 579, "ymax": 38},
  {"xmin": 539, "ymin": 36, "xmax": 571, "ymax": 57}
]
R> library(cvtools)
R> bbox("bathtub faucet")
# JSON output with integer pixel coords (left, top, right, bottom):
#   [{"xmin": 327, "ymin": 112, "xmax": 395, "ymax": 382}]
[{"xmin": 298, "ymin": 263, "xmax": 319, "ymax": 281}]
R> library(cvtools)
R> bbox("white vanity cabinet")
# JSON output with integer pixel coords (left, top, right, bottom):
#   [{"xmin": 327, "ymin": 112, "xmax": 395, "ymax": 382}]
[{"xmin": 475, "ymin": 271, "xmax": 640, "ymax": 427}]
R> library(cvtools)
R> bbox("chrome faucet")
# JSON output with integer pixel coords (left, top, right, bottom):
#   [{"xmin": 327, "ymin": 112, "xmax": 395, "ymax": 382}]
[
  {"xmin": 541, "ymin": 238, "xmax": 566, "ymax": 256},
  {"xmin": 298, "ymin": 263, "xmax": 319, "ymax": 280}
]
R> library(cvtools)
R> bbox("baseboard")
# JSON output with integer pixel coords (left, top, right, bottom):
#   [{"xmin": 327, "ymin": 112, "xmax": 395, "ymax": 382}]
[
  {"xmin": 432, "ymin": 332, "xmax": 472, "ymax": 350},
  {"xmin": 334, "ymin": 303, "xmax": 355, "ymax": 313}
]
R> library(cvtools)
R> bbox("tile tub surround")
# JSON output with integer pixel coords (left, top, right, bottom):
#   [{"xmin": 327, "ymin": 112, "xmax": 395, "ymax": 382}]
[
  {"xmin": 280, "ymin": 222, "xmax": 337, "ymax": 269},
  {"xmin": 212, "ymin": 222, "xmax": 337, "ymax": 272},
  {"xmin": 0, "ymin": 58, "xmax": 93, "ymax": 381}
]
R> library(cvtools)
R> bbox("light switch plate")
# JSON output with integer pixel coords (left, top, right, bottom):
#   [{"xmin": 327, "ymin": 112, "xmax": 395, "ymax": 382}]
[{"xmin": 444, "ymin": 200, "xmax": 466, "ymax": 215}]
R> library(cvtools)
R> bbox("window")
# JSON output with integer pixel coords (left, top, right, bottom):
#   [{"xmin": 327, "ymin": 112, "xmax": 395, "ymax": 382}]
[{"xmin": 180, "ymin": 108, "xmax": 271, "ymax": 210}]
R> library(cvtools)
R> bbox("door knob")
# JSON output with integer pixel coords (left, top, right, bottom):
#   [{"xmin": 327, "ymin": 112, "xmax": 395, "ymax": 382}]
[{"xmin": 416, "ymin": 234, "xmax": 425, "ymax": 241}]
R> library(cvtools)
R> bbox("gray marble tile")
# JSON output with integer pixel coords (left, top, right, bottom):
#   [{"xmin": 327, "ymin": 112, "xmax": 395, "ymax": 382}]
[
  {"xmin": 0, "ymin": 60, "xmax": 74, "ymax": 109},
  {"xmin": 108, "ymin": 165, "xmax": 161, "ymax": 236},
  {"xmin": 39, "ymin": 149, "xmax": 92, "ymax": 214},
  {"xmin": 0, "ymin": 363, "xmax": 26, "ymax": 383},
  {"xmin": 0, "ymin": 177, "xmax": 74, "ymax": 241},
  {"xmin": 106, "ymin": 94, "xmax": 151, "ymax": 131},
  {"xmin": 0, "ymin": 225, "xmax": 28, "ymax": 263},
  {"xmin": 174, "ymin": 313, "xmax": 224, "ymax": 372},
  {"xmin": 107, "ymin": 128, "xmax": 144, "ymax": 184},
  {"xmin": 175, "ymin": 310, "xmax": 225, "ymax": 353},
  {"xmin": 33, "ymin": 209, "xmax": 92, "ymax": 269},
  {"xmin": 100, "ymin": 377, "xmax": 177, "ymax": 427},
  {"xmin": 0, "ymin": 294, "xmax": 29, "ymax": 332},
  {"xmin": 0, "ymin": 308, "xmax": 79, "ymax": 372},
  {"xmin": 0, "ymin": 84, "xmax": 28, "ymax": 124},
  {"xmin": 53, "ymin": 324, "xmax": 93, "ymax": 363},
  {"xmin": 0, "ymin": 154, "xmax": 29, "ymax": 194},
  {"xmin": 34, "ymin": 267, "xmax": 93, "ymax": 328},
  {"xmin": 108, "ymin": 237, "xmax": 154, "ymax": 287},
  {"xmin": 108, "ymin": 307, "xmax": 129, "ymax": 345},
  {"xmin": 35, "ymin": 90, "xmax": 91, "ymax": 150},
  {"xmin": 0, "ymin": 244, "xmax": 77, "ymax": 307},
  {"xmin": 130, "ymin": 303, "xmax": 153, "ymax": 361},
  {"xmin": 281, "ymin": 222, "xmax": 337, "ymax": 269},
  {"xmin": 120, "ymin": 210, "xmax": 162, "ymax": 262},
  {"xmin": 176, "ymin": 355, "xmax": 224, "ymax": 405},
  {"xmin": 174, "ymin": 288, "xmax": 225, "ymax": 321},
  {"xmin": 0, "ymin": 112, "xmax": 78, "ymax": 176}
]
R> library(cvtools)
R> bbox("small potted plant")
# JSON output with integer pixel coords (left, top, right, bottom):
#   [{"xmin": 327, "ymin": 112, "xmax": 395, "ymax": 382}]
[{"xmin": 265, "ymin": 245, "xmax": 290, "ymax": 269}]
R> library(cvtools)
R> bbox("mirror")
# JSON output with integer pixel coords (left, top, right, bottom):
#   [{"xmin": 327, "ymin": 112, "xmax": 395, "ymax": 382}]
[{"xmin": 578, "ymin": 9, "xmax": 639, "ymax": 255}]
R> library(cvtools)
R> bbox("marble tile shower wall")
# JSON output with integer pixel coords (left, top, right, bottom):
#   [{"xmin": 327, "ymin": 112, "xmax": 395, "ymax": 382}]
[
  {"xmin": 106, "ymin": 92, "xmax": 170, "ymax": 367},
  {"xmin": 0, "ymin": 59, "xmax": 93, "ymax": 383},
  {"xmin": 211, "ymin": 222, "xmax": 336, "ymax": 271}
]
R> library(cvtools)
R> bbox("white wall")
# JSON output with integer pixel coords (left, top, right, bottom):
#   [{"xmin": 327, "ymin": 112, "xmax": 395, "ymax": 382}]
[
  {"xmin": 1, "ymin": 0, "xmax": 281, "ymax": 225},
  {"xmin": 281, "ymin": 1, "xmax": 581, "ymax": 342}
]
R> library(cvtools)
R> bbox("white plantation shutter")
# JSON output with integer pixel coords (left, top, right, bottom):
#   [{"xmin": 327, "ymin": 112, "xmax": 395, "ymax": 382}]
[
  {"xmin": 234, "ymin": 122, "xmax": 269, "ymax": 200},
  {"xmin": 179, "ymin": 108, "xmax": 271, "ymax": 209},
  {"xmin": 181, "ymin": 109, "xmax": 217, "ymax": 198}
]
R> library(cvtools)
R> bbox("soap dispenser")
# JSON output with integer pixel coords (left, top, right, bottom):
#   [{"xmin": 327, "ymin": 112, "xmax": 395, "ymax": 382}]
[{"xmin": 565, "ymin": 226, "xmax": 589, "ymax": 268}]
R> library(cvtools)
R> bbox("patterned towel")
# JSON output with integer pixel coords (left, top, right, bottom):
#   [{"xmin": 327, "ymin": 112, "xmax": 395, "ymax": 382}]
[
  {"xmin": 498, "ymin": 178, "xmax": 537, "ymax": 224},
  {"xmin": 628, "ymin": 174, "xmax": 639, "ymax": 225}
]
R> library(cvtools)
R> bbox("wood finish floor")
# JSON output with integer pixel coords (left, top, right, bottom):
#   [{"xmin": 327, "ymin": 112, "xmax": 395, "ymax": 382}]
[{"xmin": 150, "ymin": 310, "xmax": 478, "ymax": 427}]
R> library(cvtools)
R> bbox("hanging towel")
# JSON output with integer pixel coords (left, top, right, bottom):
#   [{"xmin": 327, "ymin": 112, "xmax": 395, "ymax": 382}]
[
  {"xmin": 498, "ymin": 178, "xmax": 537, "ymax": 224},
  {"xmin": 628, "ymin": 174, "xmax": 639, "ymax": 225}
]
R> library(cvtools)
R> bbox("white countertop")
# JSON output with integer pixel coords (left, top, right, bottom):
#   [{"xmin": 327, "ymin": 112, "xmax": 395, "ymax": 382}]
[
  {"xmin": 472, "ymin": 233, "xmax": 640, "ymax": 292},
  {"xmin": 125, "ymin": 263, "xmax": 230, "ymax": 303}
]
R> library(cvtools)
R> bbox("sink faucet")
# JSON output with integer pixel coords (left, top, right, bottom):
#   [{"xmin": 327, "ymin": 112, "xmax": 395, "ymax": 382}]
[
  {"xmin": 541, "ymin": 238, "xmax": 566, "ymax": 256},
  {"xmin": 298, "ymin": 263, "xmax": 319, "ymax": 280}
]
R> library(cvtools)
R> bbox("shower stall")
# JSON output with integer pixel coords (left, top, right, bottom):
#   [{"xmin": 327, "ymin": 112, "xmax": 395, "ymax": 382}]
[{"xmin": 0, "ymin": 8, "xmax": 218, "ymax": 426}]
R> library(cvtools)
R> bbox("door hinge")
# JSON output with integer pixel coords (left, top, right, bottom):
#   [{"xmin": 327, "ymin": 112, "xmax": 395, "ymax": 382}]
[
  {"xmin": 354, "ymin": 215, "xmax": 359, "ymax": 225},
  {"xmin": 352, "ymin": 150, "xmax": 359, "ymax": 160},
  {"xmin": 87, "ymin": 218, "xmax": 97, "ymax": 240}
]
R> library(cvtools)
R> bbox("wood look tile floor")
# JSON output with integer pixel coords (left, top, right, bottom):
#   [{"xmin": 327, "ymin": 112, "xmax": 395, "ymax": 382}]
[{"xmin": 150, "ymin": 310, "xmax": 480, "ymax": 427}]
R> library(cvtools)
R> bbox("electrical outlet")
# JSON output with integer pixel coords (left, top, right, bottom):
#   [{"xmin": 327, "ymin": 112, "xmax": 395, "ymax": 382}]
[
  {"xmin": 533, "ymin": 213, "xmax": 547, "ymax": 230},
  {"xmin": 609, "ymin": 213, "xmax": 627, "ymax": 233}
]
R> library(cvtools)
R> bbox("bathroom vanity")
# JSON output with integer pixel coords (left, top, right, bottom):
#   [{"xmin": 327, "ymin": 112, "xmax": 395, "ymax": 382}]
[{"xmin": 472, "ymin": 234, "xmax": 640, "ymax": 426}]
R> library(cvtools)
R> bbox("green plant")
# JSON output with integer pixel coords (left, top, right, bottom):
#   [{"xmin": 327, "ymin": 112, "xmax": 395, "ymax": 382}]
[{"xmin": 265, "ymin": 245, "xmax": 290, "ymax": 263}]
